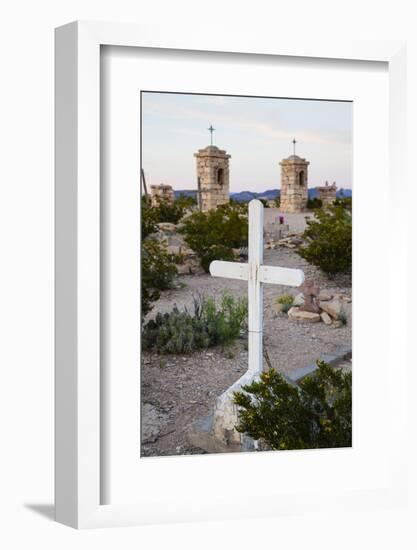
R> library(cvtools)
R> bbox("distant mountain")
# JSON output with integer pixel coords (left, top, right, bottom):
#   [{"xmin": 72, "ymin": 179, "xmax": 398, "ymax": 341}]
[
  {"xmin": 230, "ymin": 189, "xmax": 279, "ymax": 202},
  {"xmin": 336, "ymin": 188, "xmax": 352, "ymax": 198},
  {"xmin": 231, "ymin": 188, "xmax": 352, "ymax": 202},
  {"xmin": 174, "ymin": 189, "xmax": 279, "ymax": 202},
  {"xmin": 174, "ymin": 188, "xmax": 351, "ymax": 202}
]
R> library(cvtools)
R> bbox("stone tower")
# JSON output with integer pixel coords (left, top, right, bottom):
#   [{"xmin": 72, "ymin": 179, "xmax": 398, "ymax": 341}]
[
  {"xmin": 279, "ymin": 153, "xmax": 310, "ymax": 213},
  {"xmin": 194, "ymin": 145, "xmax": 231, "ymax": 212},
  {"xmin": 316, "ymin": 181, "xmax": 337, "ymax": 207}
]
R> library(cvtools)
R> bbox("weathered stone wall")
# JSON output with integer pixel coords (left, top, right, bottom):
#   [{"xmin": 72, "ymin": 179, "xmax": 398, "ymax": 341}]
[
  {"xmin": 150, "ymin": 183, "xmax": 174, "ymax": 208},
  {"xmin": 194, "ymin": 145, "xmax": 231, "ymax": 212},
  {"xmin": 279, "ymin": 155, "xmax": 309, "ymax": 213},
  {"xmin": 316, "ymin": 182, "xmax": 337, "ymax": 207}
]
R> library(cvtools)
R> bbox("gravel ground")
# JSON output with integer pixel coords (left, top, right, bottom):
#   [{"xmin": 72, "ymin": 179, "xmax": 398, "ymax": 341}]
[{"xmin": 141, "ymin": 241, "xmax": 352, "ymax": 457}]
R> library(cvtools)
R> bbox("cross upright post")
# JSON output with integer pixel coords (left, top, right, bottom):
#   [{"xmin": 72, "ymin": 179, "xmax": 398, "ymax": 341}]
[{"xmin": 247, "ymin": 199, "xmax": 264, "ymax": 376}]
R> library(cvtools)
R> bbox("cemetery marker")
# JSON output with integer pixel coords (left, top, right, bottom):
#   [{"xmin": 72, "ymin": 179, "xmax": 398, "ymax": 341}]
[
  {"xmin": 210, "ymin": 199, "xmax": 304, "ymax": 379},
  {"xmin": 189, "ymin": 200, "xmax": 305, "ymax": 451}
]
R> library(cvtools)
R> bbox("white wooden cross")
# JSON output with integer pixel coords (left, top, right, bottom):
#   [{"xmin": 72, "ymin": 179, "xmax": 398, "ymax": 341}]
[{"xmin": 210, "ymin": 199, "xmax": 304, "ymax": 376}]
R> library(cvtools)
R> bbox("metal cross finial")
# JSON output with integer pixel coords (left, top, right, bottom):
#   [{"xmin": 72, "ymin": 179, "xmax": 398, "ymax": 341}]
[
  {"xmin": 208, "ymin": 125, "xmax": 215, "ymax": 146},
  {"xmin": 292, "ymin": 138, "xmax": 297, "ymax": 155}
]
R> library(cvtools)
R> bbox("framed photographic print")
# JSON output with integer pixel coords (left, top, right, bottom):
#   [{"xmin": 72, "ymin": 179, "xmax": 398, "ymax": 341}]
[
  {"xmin": 55, "ymin": 21, "xmax": 408, "ymax": 528},
  {"xmin": 139, "ymin": 90, "xmax": 352, "ymax": 459}
]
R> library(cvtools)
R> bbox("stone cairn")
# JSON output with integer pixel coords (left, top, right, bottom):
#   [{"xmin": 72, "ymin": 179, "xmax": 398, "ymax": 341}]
[
  {"xmin": 150, "ymin": 183, "xmax": 174, "ymax": 208},
  {"xmin": 274, "ymin": 279, "xmax": 351, "ymax": 326},
  {"xmin": 316, "ymin": 181, "xmax": 337, "ymax": 207}
]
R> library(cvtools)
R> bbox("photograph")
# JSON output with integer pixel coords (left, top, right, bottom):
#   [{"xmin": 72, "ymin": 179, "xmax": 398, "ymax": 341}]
[{"xmin": 140, "ymin": 91, "xmax": 352, "ymax": 457}]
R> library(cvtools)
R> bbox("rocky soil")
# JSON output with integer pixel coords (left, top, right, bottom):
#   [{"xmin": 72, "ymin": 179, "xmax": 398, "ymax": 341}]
[{"xmin": 141, "ymin": 242, "xmax": 352, "ymax": 458}]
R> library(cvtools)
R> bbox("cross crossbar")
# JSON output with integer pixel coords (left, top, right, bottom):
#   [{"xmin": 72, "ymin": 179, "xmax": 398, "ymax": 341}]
[{"xmin": 210, "ymin": 261, "xmax": 304, "ymax": 287}]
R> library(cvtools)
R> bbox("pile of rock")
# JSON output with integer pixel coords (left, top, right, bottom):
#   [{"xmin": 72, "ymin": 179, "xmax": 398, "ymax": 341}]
[
  {"xmin": 288, "ymin": 294, "xmax": 348, "ymax": 326},
  {"xmin": 276, "ymin": 234, "xmax": 304, "ymax": 249},
  {"xmin": 274, "ymin": 279, "xmax": 351, "ymax": 327}
]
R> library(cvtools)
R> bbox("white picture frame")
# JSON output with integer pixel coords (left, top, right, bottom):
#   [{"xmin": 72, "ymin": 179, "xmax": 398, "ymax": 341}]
[{"xmin": 55, "ymin": 21, "xmax": 407, "ymax": 529}]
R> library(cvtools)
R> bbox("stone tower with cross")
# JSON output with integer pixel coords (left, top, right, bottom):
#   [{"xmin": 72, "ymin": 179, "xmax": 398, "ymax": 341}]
[
  {"xmin": 279, "ymin": 139, "xmax": 310, "ymax": 213},
  {"xmin": 194, "ymin": 126, "xmax": 231, "ymax": 212}
]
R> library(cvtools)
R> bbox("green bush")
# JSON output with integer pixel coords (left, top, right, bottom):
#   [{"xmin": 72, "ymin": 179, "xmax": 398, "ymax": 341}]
[
  {"xmin": 142, "ymin": 293, "xmax": 248, "ymax": 353},
  {"xmin": 175, "ymin": 193, "xmax": 197, "ymax": 209},
  {"xmin": 141, "ymin": 194, "xmax": 196, "ymax": 236},
  {"xmin": 233, "ymin": 360, "xmax": 352, "ymax": 450},
  {"xmin": 276, "ymin": 293, "xmax": 294, "ymax": 313},
  {"xmin": 334, "ymin": 196, "xmax": 352, "ymax": 211},
  {"xmin": 297, "ymin": 205, "xmax": 352, "ymax": 276},
  {"xmin": 152, "ymin": 197, "xmax": 186, "ymax": 224},
  {"xmin": 141, "ymin": 196, "xmax": 158, "ymax": 238},
  {"xmin": 179, "ymin": 203, "xmax": 248, "ymax": 273},
  {"xmin": 306, "ymin": 197, "xmax": 323, "ymax": 209},
  {"xmin": 141, "ymin": 239, "xmax": 177, "ymax": 319},
  {"xmin": 277, "ymin": 293, "xmax": 294, "ymax": 306}
]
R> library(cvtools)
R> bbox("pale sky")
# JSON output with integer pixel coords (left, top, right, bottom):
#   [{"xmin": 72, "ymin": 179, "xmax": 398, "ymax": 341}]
[{"xmin": 141, "ymin": 92, "xmax": 352, "ymax": 193}]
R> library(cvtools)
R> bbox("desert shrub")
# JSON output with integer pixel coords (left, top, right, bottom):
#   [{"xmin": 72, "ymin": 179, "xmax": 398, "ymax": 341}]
[
  {"xmin": 179, "ymin": 203, "xmax": 248, "ymax": 273},
  {"xmin": 307, "ymin": 197, "xmax": 322, "ymax": 209},
  {"xmin": 141, "ymin": 239, "xmax": 177, "ymax": 319},
  {"xmin": 175, "ymin": 192, "xmax": 197, "ymax": 209},
  {"xmin": 142, "ymin": 293, "xmax": 248, "ymax": 353},
  {"xmin": 297, "ymin": 205, "xmax": 352, "ymax": 276},
  {"xmin": 233, "ymin": 360, "xmax": 352, "ymax": 450},
  {"xmin": 276, "ymin": 293, "xmax": 294, "ymax": 313},
  {"xmin": 277, "ymin": 293, "xmax": 294, "ymax": 306},
  {"xmin": 141, "ymin": 195, "xmax": 195, "ymax": 234},
  {"xmin": 334, "ymin": 197, "xmax": 352, "ymax": 211},
  {"xmin": 152, "ymin": 197, "xmax": 186, "ymax": 224},
  {"xmin": 141, "ymin": 196, "xmax": 158, "ymax": 238}
]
